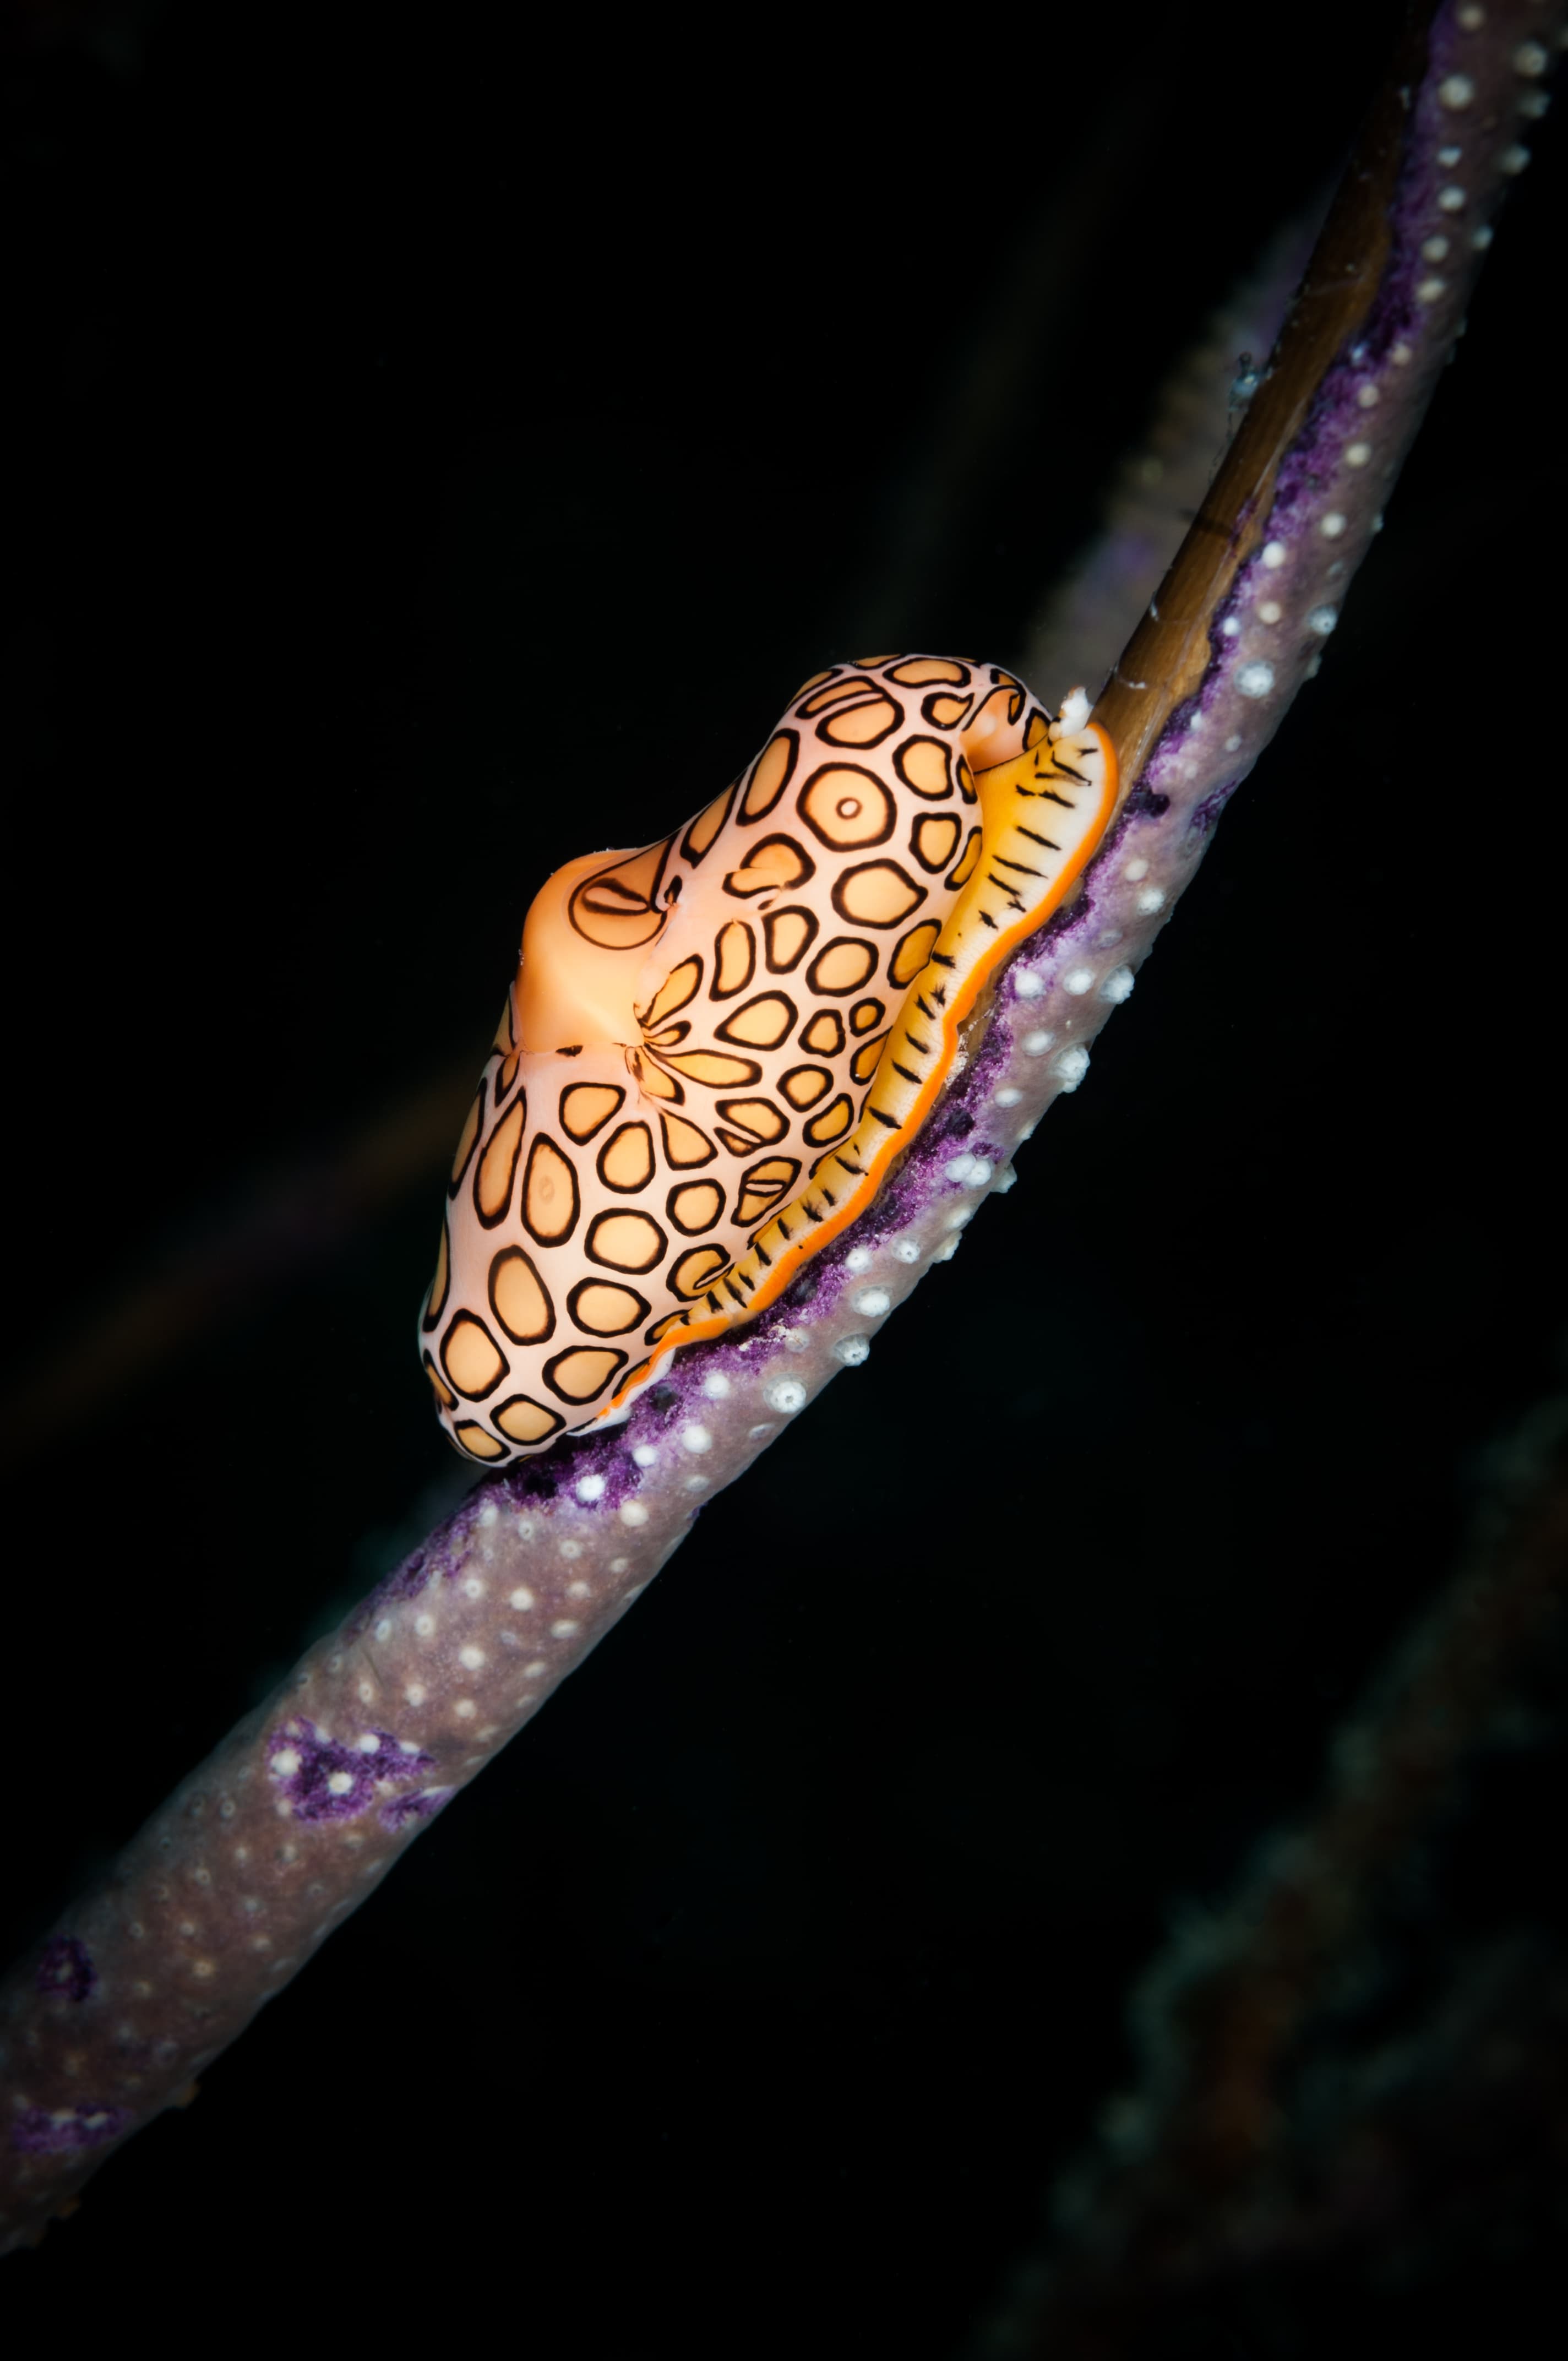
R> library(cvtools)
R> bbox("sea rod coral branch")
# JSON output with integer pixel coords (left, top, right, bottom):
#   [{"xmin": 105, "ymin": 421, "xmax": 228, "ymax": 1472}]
[{"xmin": 0, "ymin": 0, "xmax": 1555, "ymax": 2256}]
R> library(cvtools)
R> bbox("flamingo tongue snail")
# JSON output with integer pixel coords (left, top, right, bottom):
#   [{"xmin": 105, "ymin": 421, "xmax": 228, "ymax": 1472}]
[{"xmin": 423, "ymin": 655, "xmax": 1118, "ymax": 1462}]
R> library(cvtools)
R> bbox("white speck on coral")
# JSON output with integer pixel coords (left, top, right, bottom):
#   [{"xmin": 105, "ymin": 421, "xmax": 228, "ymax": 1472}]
[
  {"xmin": 1307, "ymin": 605, "xmax": 1338, "ymax": 637},
  {"xmin": 1013, "ymin": 968, "xmax": 1044, "ymax": 999},
  {"xmin": 1055, "ymin": 1046, "xmax": 1091, "ymax": 1090},
  {"xmin": 631, "ymin": 1443, "xmax": 658, "ymax": 1468},
  {"xmin": 514, "ymin": 1516, "xmax": 536, "ymax": 1541},
  {"xmin": 478, "ymin": 1504, "xmax": 498, "ymax": 1528},
  {"xmin": 1237, "ymin": 661, "xmax": 1275, "ymax": 699},
  {"xmin": 374, "ymin": 1618, "xmax": 393, "ymax": 1643},
  {"xmin": 682, "ymin": 1424, "xmax": 712, "ymax": 1455},
  {"xmin": 995, "ymin": 1165, "xmax": 1018, "ymax": 1193},
  {"xmin": 701, "ymin": 1372, "xmax": 731, "ymax": 1400},
  {"xmin": 1499, "ymin": 144, "xmax": 1531, "ymax": 176},
  {"xmin": 464, "ymin": 1575, "xmax": 487, "ymax": 1600},
  {"xmin": 1261, "ymin": 540, "xmax": 1287, "ymax": 569},
  {"xmin": 567, "ymin": 1579, "xmax": 591, "ymax": 1600},
  {"xmin": 356, "ymin": 1733, "xmax": 381, "ymax": 1754},
  {"xmin": 765, "ymin": 1378, "xmax": 808, "ymax": 1414},
  {"xmin": 1456, "ymin": 1, "xmax": 1483, "ymax": 23},
  {"xmin": 1514, "ymin": 40, "xmax": 1548, "ymax": 76},
  {"xmin": 1438, "ymin": 184, "xmax": 1466, "ymax": 213},
  {"xmin": 945, "ymin": 1152, "xmax": 993, "ymax": 1185},
  {"xmin": 611, "ymin": 1558, "xmax": 631, "ymax": 1575},
  {"xmin": 931, "ymin": 1233, "xmax": 961, "ymax": 1263},
  {"xmin": 1345, "ymin": 442, "xmax": 1371, "ymax": 467},
  {"xmin": 1438, "ymin": 74, "xmax": 1474, "ymax": 109},
  {"xmin": 1062, "ymin": 966, "xmax": 1094, "ymax": 996},
  {"xmin": 1472, "ymin": 224, "xmax": 1494, "ymax": 249},
  {"xmin": 1257, "ymin": 599, "xmax": 1282, "ymax": 625},
  {"xmin": 892, "ymin": 1237, "xmax": 921, "ymax": 1263},
  {"xmin": 459, "ymin": 1645, "xmax": 485, "ymax": 1671},
  {"xmin": 271, "ymin": 1749, "xmax": 301, "ymax": 1779},
  {"xmin": 326, "ymin": 1771, "xmax": 355, "ymax": 1797},
  {"xmin": 1100, "ymin": 966, "xmax": 1135, "ymax": 1004},
  {"xmin": 1220, "ymin": 616, "xmax": 1241, "ymax": 638},
  {"xmin": 1124, "ymin": 856, "xmax": 1150, "ymax": 881},
  {"xmin": 619, "ymin": 1501, "xmax": 649, "ymax": 1528},
  {"xmin": 749, "ymin": 1422, "xmax": 775, "ymax": 1440},
  {"xmin": 558, "ymin": 1538, "xmax": 582, "ymax": 1562},
  {"xmin": 1391, "ymin": 341, "xmax": 1413, "ymax": 365},
  {"xmin": 1520, "ymin": 89, "xmax": 1550, "ymax": 119},
  {"xmin": 1186, "ymin": 710, "xmax": 1204, "ymax": 731},
  {"xmin": 946, "ymin": 1205, "xmax": 974, "ymax": 1230},
  {"xmin": 779, "ymin": 1325, "xmax": 808, "ymax": 1352},
  {"xmin": 994, "ymin": 1085, "xmax": 1023, "ymax": 1108},
  {"xmin": 524, "ymin": 1659, "xmax": 548, "ymax": 1677},
  {"xmin": 1224, "ymin": 733, "xmax": 1242, "ymax": 752},
  {"xmin": 1421, "ymin": 234, "xmax": 1450, "ymax": 263},
  {"xmin": 575, "ymin": 1473, "xmax": 607, "ymax": 1504},
  {"xmin": 1135, "ymin": 884, "xmax": 1166, "ymax": 914},
  {"xmin": 455, "ymin": 1700, "xmax": 477, "ymax": 1720},
  {"xmin": 1416, "ymin": 275, "xmax": 1447, "ymax": 304},
  {"xmin": 1356, "ymin": 382, "xmax": 1381, "ymax": 407},
  {"xmin": 1320, "ymin": 513, "xmax": 1347, "ymax": 538},
  {"xmin": 835, "ymin": 1336, "xmax": 870, "ymax": 1366},
  {"xmin": 1437, "ymin": 144, "xmax": 1462, "ymax": 167},
  {"xmin": 853, "ymin": 1285, "xmax": 892, "ymax": 1316},
  {"xmin": 684, "ymin": 1474, "xmax": 709, "ymax": 1494},
  {"xmin": 551, "ymin": 1619, "xmax": 580, "ymax": 1639},
  {"xmin": 508, "ymin": 1585, "xmax": 535, "ymax": 1611},
  {"xmin": 357, "ymin": 1680, "xmax": 374, "ymax": 1705},
  {"xmin": 1023, "ymin": 1029, "xmax": 1055, "ymax": 1057},
  {"xmin": 404, "ymin": 1682, "xmax": 426, "ymax": 1706},
  {"xmin": 845, "ymin": 1244, "xmax": 873, "ymax": 1272}
]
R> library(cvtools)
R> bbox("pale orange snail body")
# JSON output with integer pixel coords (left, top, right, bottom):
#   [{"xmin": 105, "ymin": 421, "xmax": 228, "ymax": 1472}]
[{"xmin": 423, "ymin": 655, "xmax": 1116, "ymax": 1462}]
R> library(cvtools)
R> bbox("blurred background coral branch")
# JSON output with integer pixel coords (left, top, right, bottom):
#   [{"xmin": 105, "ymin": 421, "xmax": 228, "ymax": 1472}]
[{"xmin": 966, "ymin": 1392, "xmax": 1568, "ymax": 2355}]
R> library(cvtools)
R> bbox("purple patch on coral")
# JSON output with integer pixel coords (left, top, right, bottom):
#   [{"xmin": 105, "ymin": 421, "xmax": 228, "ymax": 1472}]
[
  {"xmin": 380, "ymin": 1786, "xmax": 454, "ymax": 1832},
  {"xmin": 1190, "ymin": 780, "xmax": 1243, "ymax": 833},
  {"xmin": 13, "ymin": 2101, "xmax": 127, "ymax": 2155},
  {"xmin": 353, "ymin": 1495, "xmax": 502, "ymax": 1634},
  {"xmin": 36, "ymin": 1935, "xmax": 96, "ymax": 2004},
  {"xmin": 268, "ymin": 1720, "xmax": 435, "ymax": 1824},
  {"xmin": 513, "ymin": 1421, "xmax": 643, "ymax": 1511},
  {"xmin": 1123, "ymin": 784, "xmax": 1171, "ymax": 822},
  {"xmin": 377, "ymin": 1544, "xmax": 431, "ymax": 1604}
]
